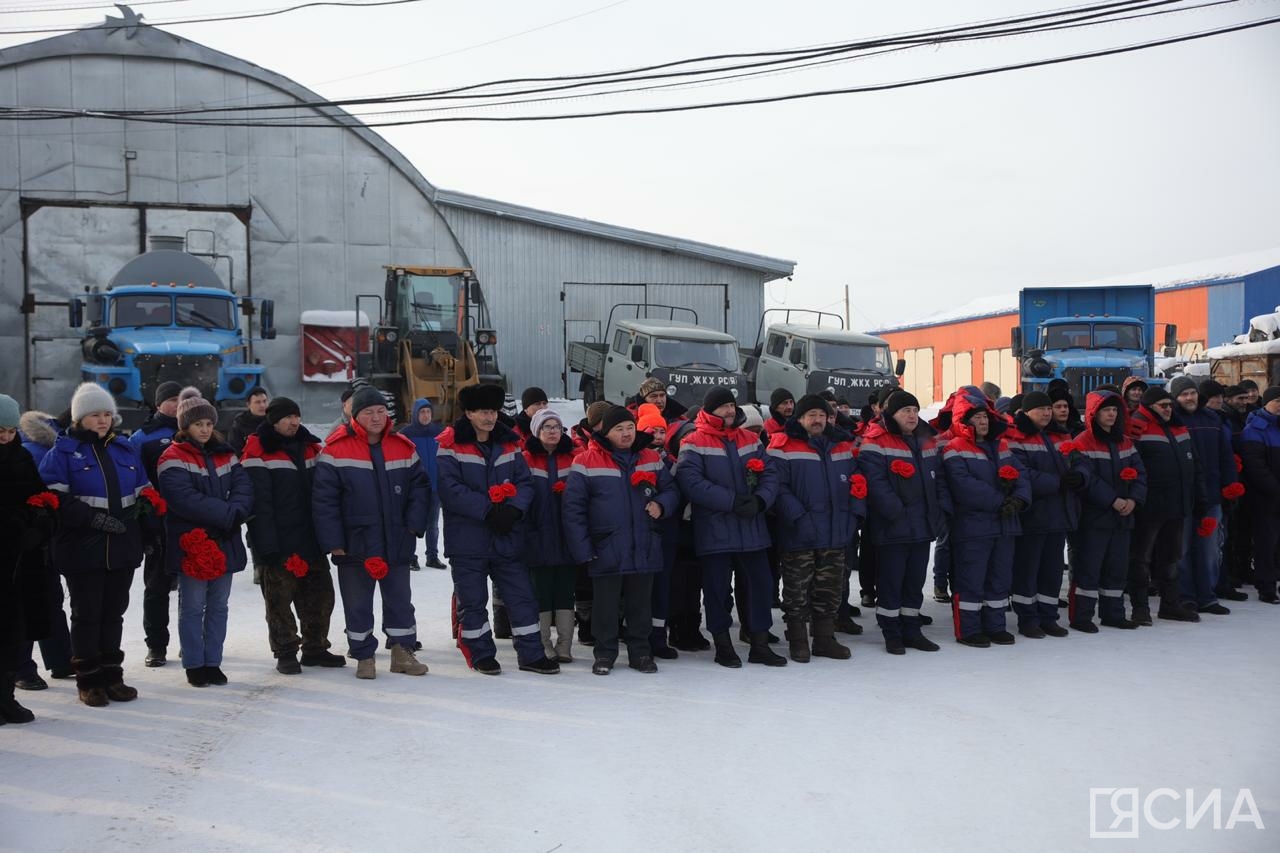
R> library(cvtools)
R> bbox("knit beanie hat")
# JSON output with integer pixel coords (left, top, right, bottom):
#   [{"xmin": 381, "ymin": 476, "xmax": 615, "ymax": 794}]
[
  {"xmin": 636, "ymin": 403, "xmax": 666, "ymax": 433},
  {"xmin": 601, "ymin": 405, "xmax": 636, "ymax": 435},
  {"xmin": 1262, "ymin": 386, "xmax": 1280, "ymax": 407},
  {"xmin": 1048, "ymin": 386, "xmax": 1073, "ymax": 405},
  {"xmin": 769, "ymin": 387, "xmax": 796, "ymax": 410},
  {"xmin": 530, "ymin": 408, "xmax": 563, "ymax": 438},
  {"xmin": 1169, "ymin": 376, "xmax": 1197, "ymax": 398},
  {"xmin": 266, "ymin": 397, "xmax": 302, "ymax": 424},
  {"xmin": 1141, "ymin": 386, "xmax": 1173, "ymax": 408},
  {"xmin": 638, "ymin": 377, "xmax": 666, "ymax": 399},
  {"xmin": 348, "ymin": 385, "xmax": 388, "ymax": 419},
  {"xmin": 1020, "ymin": 391, "xmax": 1052, "ymax": 411},
  {"xmin": 155, "ymin": 381, "xmax": 183, "ymax": 407},
  {"xmin": 703, "ymin": 387, "xmax": 736, "ymax": 413},
  {"xmin": 1223, "ymin": 384, "xmax": 1246, "ymax": 399},
  {"xmin": 585, "ymin": 401, "xmax": 611, "ymax": 428},
  {"xmin": 70, "ymin": 382, "xmax": 118, "ymax": 423},
  {"xmin": 793, "ymin": 394, "xmax": 831, "ymax": 420},
  {"xmin": 882, "ymin": 390, "xmax": 920, "ymax": 418},
  {"xmin": 741, "ymin": 404, "xmax": 764, "ymax": 431},
  {"xmin": 0, "ymin": 393, "xmax": 18, "ymax": 429},
  {"xmin": 177, "ymin": 386, "xmax": 218, "ymax": 430},
  {"xmin": 520, "ymin": 386, "xmax": 549, "ymax": 411},
  {"xmin": 1198, "ymin": 379, "xmax": 1225, "ymax": 400}
]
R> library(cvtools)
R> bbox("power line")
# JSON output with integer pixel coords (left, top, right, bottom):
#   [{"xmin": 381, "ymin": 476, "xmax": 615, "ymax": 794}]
[
  {"xmin": 0, "ymin": 0, "xmax": 427, "ymax": 34},
  {"xmin": 0, "ymin": 0, "xmax": 196, "ymax": 15}
]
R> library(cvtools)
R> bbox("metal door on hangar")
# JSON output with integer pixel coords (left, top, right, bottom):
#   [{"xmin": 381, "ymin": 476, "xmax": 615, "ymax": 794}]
[
  {"xmin": 19, "ymin": 199, "xmax": 250, "ymax": 413},
  {"xmin": 560, "ymin": 281, "xmax": 728, "ymax": 399}
]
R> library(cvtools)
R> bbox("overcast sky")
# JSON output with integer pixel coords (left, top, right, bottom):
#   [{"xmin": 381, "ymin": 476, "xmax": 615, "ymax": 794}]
[{"xmin": 4, "ymin": 0, "xmax": 1278, "ymax": 332}]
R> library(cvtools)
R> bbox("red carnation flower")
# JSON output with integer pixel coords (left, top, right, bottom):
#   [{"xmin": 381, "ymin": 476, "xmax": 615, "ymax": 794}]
[
  {"xmin": 139, "ymin": 486, "xmax": 167, "ymax": 516},
  {"xmin": 630, "ymin": 470, "xmax": 657, "ymax": 488},
  {"xmin": 745, "ymin": 458, "xmax": 765, "ymax": 474},
  {"xmin": 1234, "ymin": 454, "xmax": 1243, "ymax": 473},
  {"xmin": 1057, "ymin": 441, "xmax": 1078, "ymax": 456},
  {"xmin": 26, "ymin": 491, "xmax": 60, "ymax": 511},
  {"xmin": 178, "ymin": 528, "xmax": 226, "ymax": 581},
  {"xmin": 364, "ymin": 556, "xmax": 389, "ymax": 580},
  {"xmin": 501, "ymin": 482, "xmax": 518, "ymax": 498},
  {"xmin": 284, "ymin": 554, "xmax": 309, "ymax": 578},
  {"xmin": 998, "ymin": 465, "xmax": 1020, "ymax": 481},
  {"xmin": 1119, "ymin": 467, "xmax": 1138, "ymax": 482},
  {"xmin": 552, "ymin": 480, "xmax": 566, "ymax": 494},
  {"xmin": 890, "ymin": 460, "xmax": 916, "ymax": 479},
  {"xmin": 488, "ymin": 485, "xmax": 508, "ymax": 504},
  {"xmin": 1196, "ymin": 517, "xmax": 1219, "ymax": 538},
  {"xmin": 849, "ymin": 474, "xmax": 868, "ymax": 499},
  {"xmin": 1221, "ymin": 482, "xmax": 1245, "ymax": 500}
]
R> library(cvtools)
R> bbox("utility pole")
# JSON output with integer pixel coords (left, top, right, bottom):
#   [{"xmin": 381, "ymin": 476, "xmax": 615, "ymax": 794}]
[{"xmin": 844, "ymin": 284, "xmax": 850, "ymax": 329}]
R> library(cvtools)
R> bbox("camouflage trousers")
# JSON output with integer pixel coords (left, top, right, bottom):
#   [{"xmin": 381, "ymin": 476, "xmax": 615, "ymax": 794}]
[
  {"xmin": 781, "ymin": 547, "xmax": 845, "ymax": 623},
  {"xmin": 259, "ymin": 558, "xmax": 336, "ymax": 657}
]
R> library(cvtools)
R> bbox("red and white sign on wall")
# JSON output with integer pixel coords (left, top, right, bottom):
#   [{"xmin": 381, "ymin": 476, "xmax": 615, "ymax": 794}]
[{"xmin": 300, "ymin": 310, "xmax": 369, "ymax": 383}]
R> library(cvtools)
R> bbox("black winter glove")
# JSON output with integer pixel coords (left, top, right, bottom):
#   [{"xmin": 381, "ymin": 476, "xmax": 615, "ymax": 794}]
[
  {"xmin": 90, "ymin": 512, "xmax": 127, "ymax": 534},
  {"xmin": 1000, "ymin": 497, "xmax": 1027, "ymax": 518},
  {"xmin": 486, "ymin": 503, "xmax": 523, "ymax": 536},
  {"xmin": 1063, "ymin": 470, "xmax": 1085, "ymax": 490},
  {"xmin": 732, "ymin": 495, "xmax": 761, "ymax": 518}
]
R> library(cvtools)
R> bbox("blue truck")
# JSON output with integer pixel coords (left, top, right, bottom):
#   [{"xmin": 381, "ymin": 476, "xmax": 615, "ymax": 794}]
[
  {"xmin": 70, "ymin": 238, "xmax": 276, "ymax": 430},
  {"xmin": 1011, "ymin": 284, "xmax": 1177, "ymax": 400}
]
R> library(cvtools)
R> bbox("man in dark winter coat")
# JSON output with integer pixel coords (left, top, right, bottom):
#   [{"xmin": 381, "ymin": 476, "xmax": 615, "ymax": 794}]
[
  {"xmin": 1170, "ymin": 377, "xmax": 1239, "ymax": 614},
  {"xmin": 512, "ymin": 386, "xmax": 549, "ymax": 440},
  {"xmin": 313, "ymin": 387, "xmax": 431, "ymax": 679},
  {"xmin": 1006, "ymin": 392, "xmax": 1080, "ymax": 638},
  {"xmin": 1125, "ymin": 386, "xmax": 1207, "ymax": 624},
  {"xmin": 436, "ymin": 383, "xmax": 559, "ymax": 675},
  {"xmin": 764, "ymin": 387, "xmax": 795, "ymax": 436},
  {"xmin": 228, "ymin": 386, "xmax": 268, "ymax": 454},
  {"xmin": 676, "ymin": 387, "xmax": 786, "ymax": 668},
  {"xmin": 1240, "ymin": 386, "xmax": 1280, "ymax": 604},
  {"xmin": 242, "ymin": 398, "xmax": 345, "ymax": 674},
  {"xmin": 1121, "ymin": 377, "xmax": 1149, "ymax": 415},
  {"xmin": 767, "ymin": 395, "xmax": 862, "ymax": 662},
  {"xmin": 128, "ymin": 380, "xmax": 182, "ymax": 666},
  {"xmin": 1219, "ymin": 384, "xmax": 1255, "ymax": 595},
  {"xmin": 399, "ymin": 398, "xmax": 444, "ymax": 569}
]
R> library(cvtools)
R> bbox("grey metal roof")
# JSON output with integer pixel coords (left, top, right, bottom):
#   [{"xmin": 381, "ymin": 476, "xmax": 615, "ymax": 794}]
[
  {"xmin": 769, "ymin": 323, "xmax": 889, "ymax": 345},
  {"xmin": 434, "ymin": 189, "xmax": 796, "ymax": 277},
  {"xmin": 618, "ymin": 318, "xmax": 738, "ymax": 341}
]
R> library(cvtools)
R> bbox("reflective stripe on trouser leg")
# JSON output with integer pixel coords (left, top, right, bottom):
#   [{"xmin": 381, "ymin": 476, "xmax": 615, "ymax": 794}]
[
  {"xmin": 450, "ymin": 557, "xmax": 497, "ymax": 665},
  {"xmin": 376, "ymin": 565, "xmax": 417, "ymax": 649},
  {"xmin": 336, "ymin": 563, "xmax": 378, "ymax": 661},
  {"xmin": 1067, "ymin": 530, "xmax": 1104, "ymax": 622},
  {"xmin": 1011, "ymin": 533, "xmax": 1046, "ymax": 627},
  {"xmin": 490, "ymin": 558, "xmax": 545, "ymax": 665},
  {"xmin": 980, "ymin": 536, "xmax": 1015, "ymax": 635},
  {"xmin": 951, "ymin": 537, "xmax": 993, "ymax": 639},
  {"xmin": 1035, "ymin": 531, "xmax": 1067, "ymax": 625},
  {"xmin": 1099, "ymin": 528, "xmax": 1132, "ymax": 622}
]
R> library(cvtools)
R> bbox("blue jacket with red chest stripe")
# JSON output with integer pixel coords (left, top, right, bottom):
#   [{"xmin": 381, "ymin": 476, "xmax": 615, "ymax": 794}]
[
  {"xmin": 157, "ymin": 436, "xmax": 254, "ymax": 576},
  {"xmin": 675, "ymin": 408, "xmax": 778, "ymax": 556},
  {"xmin": 939, "ymin": 396, "xmax": 1031, "ymax": 541},
  {"xmin": 435, "ymin": 418, "xmax": 532, "ymax": 560},
  {"xmin": 1005, "ymin": 414, "xmax": 1080, "ymax": 534},
  {"xmin": 562, "ymin": 431, "xmax": 678, "ymax": 576},
  {"xmin": 522, "ymin": 432, "xmax": 577, "ymax": 568},
  {"xmin": 312, "ymin": 420, "xmax": 430, "ymax": 569},
  {"xmin": 240, "ymin": 422, "xmax": 324, "ymax": 562},
  {"xmin": 1072, "ymin": 391, "xmax": 1148, "ymax": 530},
  {"xmin": 859, "ymin": 416, "xmax": 948, "ymax": 546},
  {"xmin": 1127, "ymin": 403, "xmax": 1206, "ymax": 520},
  {"xmin": 767, "ymin": 419, "xmax": 865, "ymax": 553}
]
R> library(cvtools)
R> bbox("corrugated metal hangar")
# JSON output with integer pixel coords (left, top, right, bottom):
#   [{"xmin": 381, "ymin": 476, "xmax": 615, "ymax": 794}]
[
  {"xmin": 872, "ymin": 252, "xmax": 1280, "ymax": 406},
  {"xmin": 0, "ymin": 20, "xmax": 794, "ymax": 419}
]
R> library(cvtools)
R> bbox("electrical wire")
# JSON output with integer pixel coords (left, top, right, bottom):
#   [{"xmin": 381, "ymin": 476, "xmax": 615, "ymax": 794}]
[
  {"xmin": 0, "ymin": 0, "xmax": 196, "ymax": 15},
  {"xmin": 0, "ymin": 0, "xmax": 427, "ymax": 34}
]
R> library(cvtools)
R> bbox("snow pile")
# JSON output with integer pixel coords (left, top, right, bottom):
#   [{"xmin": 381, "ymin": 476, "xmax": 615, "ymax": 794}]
[
  {"xmin": 1206, "ymin": 338, "xmax": 1280, "ymax": 359},
  {"xmin": 1247, "ymin": 307, "xmax": 1280, "ymax": 342}
]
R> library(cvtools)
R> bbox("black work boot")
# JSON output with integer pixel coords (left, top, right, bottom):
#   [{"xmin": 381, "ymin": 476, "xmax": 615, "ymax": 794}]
[
  {"xmin": 1, "ymin": 672, "xmax": 35, "ymax": 724},
  {"xmin": 746, "ymin": 631, "xmax": 787, "ymax": 667},
  {"xmin": 712, "ymin": 632, "xmax": 742, "ymax": 669},
  {"xmin": 785, "ymin": 621, "xmax": 810, "ymax": 663},
  {"xmin": 810, "ymin": 619, "xmax": 852, "ymax": 660}
]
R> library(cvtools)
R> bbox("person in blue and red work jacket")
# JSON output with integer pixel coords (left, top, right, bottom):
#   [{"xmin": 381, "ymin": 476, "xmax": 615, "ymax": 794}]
[
  {"xmin": 436, "ymin": 383, "xmax": 560, "ymax": 676},
  {"xmin": 940, "ymin": 395, "xmax": 1031, "ymax": 648},
  {"xmin": 676, "ymin": 387, "xmax": 787, "ymax": 669},
  {"xmin": 1066, "ymin": 391, "xmax": 1147, "ymax": 632},
  {"xmin": 1240, "ymin": 386, "xmax": 1280, "ymax": 605},
  {"xmin": 313, "ymin": 386, "xmax": 431, "ymax": 680},
  {"xmin": 522, "ymin": 407, "xmax": 577, "ymax": 664},
  {"xmin": 562, "ymin": 406, "xmax": 679, "ymax": 675},
  {"xmin": 1005, "ymin": 392, "xmax": 1080, "ymax": 638}
]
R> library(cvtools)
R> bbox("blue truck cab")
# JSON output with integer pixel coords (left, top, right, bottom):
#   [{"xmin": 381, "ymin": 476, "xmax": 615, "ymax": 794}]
[
  {"xmin": 1011, "ymin": 285, "xmax": 1177, "ymax": 400},
  {"xmin": 70, "ymin": 244, "xmax": 275, "ymax": 430}
]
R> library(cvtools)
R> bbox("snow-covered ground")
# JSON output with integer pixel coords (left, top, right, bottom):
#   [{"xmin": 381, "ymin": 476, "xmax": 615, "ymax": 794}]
[{"xmin": 4, "ymin": 547, "xmax": 1277, "ymax": 853}]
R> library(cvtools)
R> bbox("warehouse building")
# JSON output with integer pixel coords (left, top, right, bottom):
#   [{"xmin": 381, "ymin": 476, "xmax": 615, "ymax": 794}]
[
  {"xmin": 0, "ymin": 18, "xmax": 793, "ymax": 419},
  {"xmin": 871, "ymin": 250, "xmax": 1280, "ymax": 406}
]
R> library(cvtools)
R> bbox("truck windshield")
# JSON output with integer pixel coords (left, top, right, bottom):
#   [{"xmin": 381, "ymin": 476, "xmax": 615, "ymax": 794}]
[
  {"xmin": 112, "ymin": 295, "xmax": 172, "ymax": 327},
  {"xmin": 1041, "ymin": 323, "xmax": 1142, "ymax": 350},
  {"xmin": 176, "ymin": 296, "xmax": 235, "ymax": 330},
  {"xmin": 654, "ymin": 338, "xmax": 738, "ymax": 370},
  {"xmin": 813, "ymin": 342, "xmax": 891, "ymax": 371},
  {"xmin": 401, "ymin": 274, "xmax": 459, "ymax": 333}
]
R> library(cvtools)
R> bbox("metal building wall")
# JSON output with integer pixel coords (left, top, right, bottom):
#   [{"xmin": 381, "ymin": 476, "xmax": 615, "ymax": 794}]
[{"xmin": 439, "ymin": 205, "xmax": 773, "ymax": 398}]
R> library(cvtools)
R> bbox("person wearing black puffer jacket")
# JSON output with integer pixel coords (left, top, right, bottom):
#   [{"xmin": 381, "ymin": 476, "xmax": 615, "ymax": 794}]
[
  {"xmin": 1126, "ymin": 386, "xmax": 1207, "ymax": 625},
  {"xmin": 1240, "ymin": 387, "xmax": 1280, "ymax": 604}
]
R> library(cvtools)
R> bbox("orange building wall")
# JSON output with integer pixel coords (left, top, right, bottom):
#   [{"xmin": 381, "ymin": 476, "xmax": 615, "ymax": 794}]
[{"xmin": 877, "ymin": 285, "xmax": 1211, "ymax": 405}]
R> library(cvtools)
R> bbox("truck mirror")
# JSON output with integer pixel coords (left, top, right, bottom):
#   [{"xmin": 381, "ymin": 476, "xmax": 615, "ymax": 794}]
[
  {"xmin": 1164, "ymin": 323, "xmax": 1178, "ymax": 357},
  {"xmin": 630, "ymin": 343, "xmax": 645, "ymax": 364},
  {"xmin": 87, "ymin": 294, "xmax": 104, "ymax": 327},
  {"xmin": 895, "ymin": 358, "xmax": 906, "ymax": 377},
  {"xmin": 789, "ymin": 349, "xmax": 804, "ymax": 366},
  {"xmin": 1010, "ymin": 327, "xmax": 1023, "ymax": 358},
  {"xmin": 68, "ymin": 297, "xmax": 83, "ymax": 329},
  {"xmin": 260, "ymin": 299, "xmax": 276, "ymax": 338}
]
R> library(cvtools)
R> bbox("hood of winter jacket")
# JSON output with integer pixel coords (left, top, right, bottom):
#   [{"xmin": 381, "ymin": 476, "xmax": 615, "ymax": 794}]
[
  {"xmin": 694, "ymin": 406, "xmax": 747, "ymax": 435},
  {"xmin": 524, "ymin": 431, "xmax": 576, "ymax": 457},
  {"xmin": 932, "ymin": 386, "xmax": 986, "ymax": 431},
  {"xmin": 949, "ymin": 394, "xmax": 1008, "ymax": 445},
  {"xmin": 589, "ymin": 429, "xmax": 654, "ymax": 456},
  {"xmin": 19, "ymin": 411, "xmax": 57, "ymax": 448},
  {"xmin": 447, "ymin": 415, "xmax": 521, "ymax": 447},
  {"xmin": 1121, "ymin": 376, "xmax": 1149, "ymax": 398},
  {"xmin": 1084, "ymin": 390, "xmax": 1128, "ymax": 443}
]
